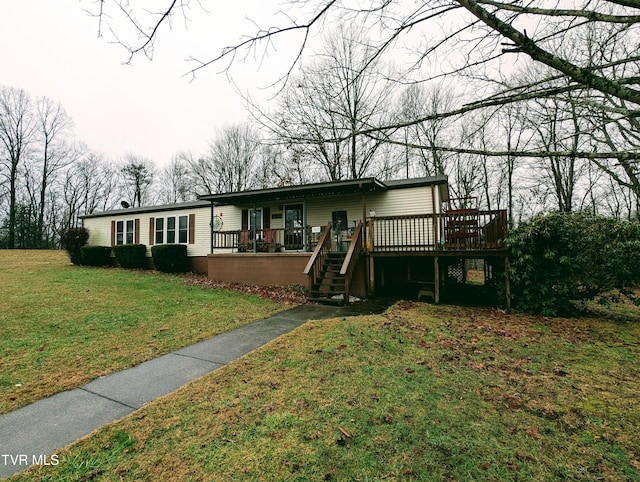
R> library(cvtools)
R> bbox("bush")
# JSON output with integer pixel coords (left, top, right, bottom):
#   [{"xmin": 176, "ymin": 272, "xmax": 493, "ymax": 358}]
[
  {"xmin": 113, "ymin": 244, "xmax": 147, "ymax": 269},
  {"xmin": 504, "ymin": 211, "xmax": 640, "ymax": 315},
  {"xmin": 60, "ymin": 227, "xmax": 90, "ymax": 265},
  {"xmin": 81, "ymin": 246, "xmax": 113, "ymax": 267},
  {"xmin": 151, "ymin": 244, "xmax": 189, "ymax": 273}
]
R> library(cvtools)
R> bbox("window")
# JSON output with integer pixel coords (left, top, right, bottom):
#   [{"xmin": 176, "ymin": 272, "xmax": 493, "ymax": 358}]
[
  {"xmin": 126, "ymin": 220, "xmax": 134, "ymax": 244},
  {"xmin": 167, "ymin": 217, "xmax": 176, "ymax": 243},
  {"xmin": 116, "ymin": 220, "xmax": 124, "ymax": 245},
  {"xmin": 178, "ymin": 215, "xmax": 188, "ymax": 243},
  {"xmin": 154, "ymin": 215, "xmax": 190, "ymax": 245},
  {"xmin": 115, "ymin": 219, "xmax": 135, "ymax": 245},
  {"xmin": 155, "ymin": 218, "xmax": 164, "ymax": 244}
]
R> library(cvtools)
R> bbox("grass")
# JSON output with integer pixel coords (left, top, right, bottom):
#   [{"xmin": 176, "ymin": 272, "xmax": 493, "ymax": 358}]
[
  {"xmin": 0, "ymin": 250, "xmax": 286, "ymax": 415},
  {"xmin": 9, "ymin": 298, "xmax": 640, "ymax": 481}
]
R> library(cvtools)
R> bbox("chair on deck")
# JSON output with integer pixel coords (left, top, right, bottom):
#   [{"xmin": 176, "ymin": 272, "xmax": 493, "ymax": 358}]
[
  {"xmin": 258, "ymin": 229, "xmax": 278, "ymax": 252},
  {"xmin": 238, "ymin": 230, "xmax": 250, "ymax": 252}
]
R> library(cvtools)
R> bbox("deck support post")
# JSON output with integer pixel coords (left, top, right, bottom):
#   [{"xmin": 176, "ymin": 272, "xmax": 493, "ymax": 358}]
[
  {"xmin": 434, "ymin": 256, "xmax": 440, "ymax": 303},
  {"xmin": 504, "ymin": 255, "xmax": 511, "ymax": 311}
]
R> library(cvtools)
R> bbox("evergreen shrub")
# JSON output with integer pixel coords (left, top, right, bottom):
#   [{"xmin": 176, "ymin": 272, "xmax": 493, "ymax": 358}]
[
  {"xmin": 151, "ymin": 244, "xmax": 189, "ymax": 273},
  {"xmin": 60, "ymin": 227, "xmax": 90, "ymax": 265},
  {"xmin": 504, "ymin": 211, "xmax": 640, "ymax": 315},
  {"xmin": 113, "ymin": 244, "xmax": 147, "ymax": 269},
  {"xmin": 81, "ymin": 246, "xmax": 113, "ymax": 267}
]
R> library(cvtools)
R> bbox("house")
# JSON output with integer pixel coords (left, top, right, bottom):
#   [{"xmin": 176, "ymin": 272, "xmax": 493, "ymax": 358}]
[{"xmin": 81, "ymin": 176, "xmax": 510, "ymax": 306}]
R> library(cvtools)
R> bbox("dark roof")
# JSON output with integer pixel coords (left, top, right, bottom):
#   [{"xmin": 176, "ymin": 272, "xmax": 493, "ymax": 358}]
[
  {"xmin": 79, "ymin": 200, "xmax": 210, "ymax": 219},
  {"xmin": 198, "ymin": 175, "xmax": 448, "ymax": 205}
]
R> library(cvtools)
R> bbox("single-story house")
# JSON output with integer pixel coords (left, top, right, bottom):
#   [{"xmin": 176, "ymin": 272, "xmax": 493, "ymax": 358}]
[{"xmin": 81, "ymin": 176, "xmax": 510, "ymax": 305}]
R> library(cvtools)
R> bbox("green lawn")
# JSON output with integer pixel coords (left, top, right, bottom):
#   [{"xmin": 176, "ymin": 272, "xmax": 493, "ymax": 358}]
[
  {"xmin": 9, "ymin": 297, "xmax": 640, "ymax": 481},
  {"xmin": 0, "ymin": 250, "xmax": 286, "ymax": 415}
]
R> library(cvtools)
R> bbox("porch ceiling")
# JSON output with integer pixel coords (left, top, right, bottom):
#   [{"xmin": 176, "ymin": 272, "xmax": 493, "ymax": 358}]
[{"xmin": 198, "ymin": 178, "xmax": 388, "ymax": 205}]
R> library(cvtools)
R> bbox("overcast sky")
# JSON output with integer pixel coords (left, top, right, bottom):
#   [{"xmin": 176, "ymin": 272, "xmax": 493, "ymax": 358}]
[{"xmin": 1, "ymin": 1, "xmax": 300, "ymax": 165}]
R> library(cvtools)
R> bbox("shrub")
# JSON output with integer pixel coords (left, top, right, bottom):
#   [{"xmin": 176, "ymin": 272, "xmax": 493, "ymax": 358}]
[
  {"xmin": 81, "ymin": 246, "xmax": 113, "ymax": 267},
  {"xmin": 151, "ymin": 244, "xmax": 189, "ymax": 273},
  {"xmin": 504, "ymin": 211, "xmax": 640, "ymax": 315},
  {"xmin": 60, "ymin": 227, "xmax": 90, "ymax": 265},
  {"xmin": 113, "ymin": 244, "xmax": 147, "ymax": 269}
]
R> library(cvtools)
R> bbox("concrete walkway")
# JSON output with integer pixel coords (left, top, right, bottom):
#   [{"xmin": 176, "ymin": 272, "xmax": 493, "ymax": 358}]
[{"xmin": 0, "ymin": 301, "xmax": 391, "ymax": 478}]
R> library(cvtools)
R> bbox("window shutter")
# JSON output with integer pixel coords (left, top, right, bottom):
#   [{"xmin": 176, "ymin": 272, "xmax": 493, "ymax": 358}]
[
  {"xmin": 263, "ymin": 207, "xmax": 270, "ymax": 229},
  {"xmin": 188, "ymin": 213, "xmax": 195, "ymax": 244},
  {"xmin": 149, "ymin": 218, "xmax": 155, "ymax": 246},
  {"xmin": 134, "ymin": 218, "xmax": 140, "ymax": 244},
  {"xmin": 111, "ymin": 221, "xmax": 116, "ymax": 247},
  {"xmin": 241, "ymin": 209, "xmax": 249, "ymax": 230}
]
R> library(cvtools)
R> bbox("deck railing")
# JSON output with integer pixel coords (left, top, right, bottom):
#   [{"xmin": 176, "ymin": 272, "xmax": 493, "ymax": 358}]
[
  {"xmin": 369, "ymin": 210, "xmax": 508, "ymax": 252},
  {"xmin": 212, "ymin": 227, "xmax": 312, "ymax": 252},
  {"xmin": 212, "ymin": 210, "xmax": 508, "ymax": 254}
]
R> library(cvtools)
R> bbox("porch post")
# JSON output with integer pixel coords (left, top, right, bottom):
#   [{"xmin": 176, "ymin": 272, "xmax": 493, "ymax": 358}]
[
  {"xmin": 210, "ymin": 201, "xmax": 215, "ymax": 254},
  {"xmin": 434, "ymin": 256, "xmax": 440, "ymax": 303},
  {"xmin": 252, "ymin": 201, "xmax": 257, "ymax": 252},
  {"xmin": 303, "ymin": 196, "xmax": 308, "ymax": 251}
]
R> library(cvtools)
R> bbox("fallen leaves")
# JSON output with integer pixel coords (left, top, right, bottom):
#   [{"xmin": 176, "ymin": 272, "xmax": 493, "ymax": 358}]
[{"xmin": 182, "ymin": 275, "xmax": 308, "ymax": 304}]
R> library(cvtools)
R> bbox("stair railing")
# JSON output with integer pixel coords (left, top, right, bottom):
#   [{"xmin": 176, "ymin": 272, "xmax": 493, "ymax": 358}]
[
  {"xmin": 303, "ymin": 223, "xmax": 332, "ymax": 292},
  {"xmin": 340, "ymin": 222, "xmax": 363, "ymax": 304}
]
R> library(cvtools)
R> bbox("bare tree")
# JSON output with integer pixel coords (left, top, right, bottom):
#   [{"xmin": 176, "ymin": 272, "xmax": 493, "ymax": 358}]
[
  {"xmin": 157, "ymin": 153, "xmax": 193, "ymax": 204},
  {"xmin": 120, "ymin": 154, "xmax": 156, "ymax": 207},
  {"xmin": 61, "ymin": 153, "xmax": 119, "ymax": 230},
  {"xmin": 204, "ymin": 124, "xmax": 261, "ymax": 193},
  {"xmin": 0, "ymin": 85, "xmax": 36, "ymax": 248},
  {"xmin": 251, "ymin": 24, "xmax": 395, "ymax": 180},
  {"xmin": 396, "ymin": 83, "xmax": 458, "ymax": 178},
  {"xmin": 33, "ymin": 97, "xmax": 77, "ymax": 246}
]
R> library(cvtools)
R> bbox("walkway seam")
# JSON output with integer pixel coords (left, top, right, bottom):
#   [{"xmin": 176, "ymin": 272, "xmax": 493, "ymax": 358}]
[{"xmin": 77, "ymin": 388, "xmax": 138, "ymax": 411}]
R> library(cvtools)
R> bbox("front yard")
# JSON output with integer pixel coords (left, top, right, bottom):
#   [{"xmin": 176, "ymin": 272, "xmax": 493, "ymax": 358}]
[
  {"xmin": 0, "ymin": 250, "xmax": 286, "ymax": 415},
  {"xmin": 7, "ymin": 276, "xmax": 640, "ymax": 480}
]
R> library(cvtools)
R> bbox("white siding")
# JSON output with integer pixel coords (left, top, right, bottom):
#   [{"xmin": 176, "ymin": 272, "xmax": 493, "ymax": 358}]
[
  {"xmin": 305, "ymin": 185, "xmax": 435, "ymax": 226},
  {"xmin": 367, "ymin": 186, "xmax": 434, "ymax": 217}
]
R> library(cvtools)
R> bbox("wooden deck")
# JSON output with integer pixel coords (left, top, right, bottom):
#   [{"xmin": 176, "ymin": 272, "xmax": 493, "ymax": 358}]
[{"xmin": 211, "ymin": 209, "xmax": 508, "ymax": 256}]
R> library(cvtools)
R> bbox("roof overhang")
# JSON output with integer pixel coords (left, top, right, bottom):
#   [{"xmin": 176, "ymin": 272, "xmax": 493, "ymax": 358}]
[
  {"xmin": 79, "ymin": 200, "xmax": 210, "ymax": 219},
  {"xmin": 198, "ymin": 176, "xmax": 448, "ymax": 206}
]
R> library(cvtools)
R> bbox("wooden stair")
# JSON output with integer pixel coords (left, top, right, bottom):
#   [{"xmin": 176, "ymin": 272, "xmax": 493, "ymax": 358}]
[{"xmin": 308, "ymin": 252, "xmax": 347, "ymax": 305}]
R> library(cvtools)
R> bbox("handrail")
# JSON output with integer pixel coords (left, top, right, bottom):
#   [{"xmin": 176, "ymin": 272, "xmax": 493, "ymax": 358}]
[
  {"xmin": 340, "ymin": 222, "xmax": 363, "ymax": 303},
  {"xmin": 340, "ymin": 222, "xmax": 363, "ymax": 276},
  {"xmin": 303, "ymin": 223, "xmax": 332, "ymax": 293},
  {"xmin": 303, "ymin": 223, "xmax": 332, "ymax": 274}
]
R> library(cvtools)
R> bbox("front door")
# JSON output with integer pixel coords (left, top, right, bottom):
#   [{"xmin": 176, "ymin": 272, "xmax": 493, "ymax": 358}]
[{"xmin": 284, "ymin": 204, "xmax": 303, "ymax": 250}]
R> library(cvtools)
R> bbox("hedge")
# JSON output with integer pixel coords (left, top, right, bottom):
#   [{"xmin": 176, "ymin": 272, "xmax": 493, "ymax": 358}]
[
  {"xmin": 80, "ymin": 246, "xmax": 112, "ymax": 267},
  {"xmin": 151, "ymin": 244, "xmax": 189, "ymax": 273},
  {"xmin": 113, "ymin": 244, "xmax": 147, "ymax": 269}
]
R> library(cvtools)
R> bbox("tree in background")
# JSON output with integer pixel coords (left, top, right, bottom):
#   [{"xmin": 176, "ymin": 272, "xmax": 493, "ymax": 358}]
[
  {"xmin": 0, "ymin": 85, "xmax": 36, "ymax": 248},
  {"xmin": 254, "ymin": 25, "xmax": 395, "ymax": 180},
  {"xmin": 203, "ymin": 123, "xmax": 261, "ymax": 193},
  {"xmin": 120, "ymin": 154, "xmax": 156, "ymax": 207},
  {"xmin": 156, "ymin": 153, "xmax": 192, "ymax": 204}
]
